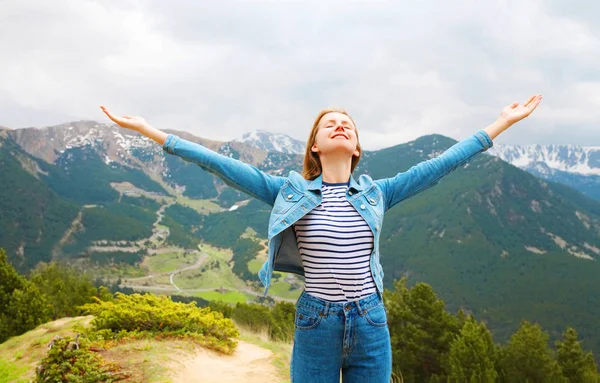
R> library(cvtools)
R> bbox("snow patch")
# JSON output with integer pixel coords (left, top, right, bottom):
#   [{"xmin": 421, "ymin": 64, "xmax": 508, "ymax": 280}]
[
  {"xmin": 525, "ymin": 246, "xmax": 546, "ymax": 254},
  {"xmin": 547, "ymin": 232, "xmax": 567, "ymax": 249},
  {"xmin": 568, "ymin": 248, "xmax": 594, "ymax": 261},
  {"xmin": 583, "ymin": 243, "xmax": 600, "ymax": 255}
]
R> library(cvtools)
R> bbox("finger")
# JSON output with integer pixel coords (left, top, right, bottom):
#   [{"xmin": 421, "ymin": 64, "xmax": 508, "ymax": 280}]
[
  {"xmin": 523, "ymin": 94, "xmax": 537, "ymax": 107},
  {"xmin": 100, "ymin": 106, "xmax": 116, "ymax": 120},
  {"xmin": 529, "ymin": 96, "xmax": 542, "ymax": 111},
  {"xmin": 100, "ymin": 107, "xmax": 122, "ymax": 124},
  {"xmin": 123, "ymin": 115, "xmax": 133, "ymax": 119},
  {"xmin": 510, "ymin": 101, "xmax": 519, "ymax": 109}
]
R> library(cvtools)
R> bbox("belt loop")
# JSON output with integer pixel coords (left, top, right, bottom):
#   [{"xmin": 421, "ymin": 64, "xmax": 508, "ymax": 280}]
[
  {"xmin": 323, "ymin": 301, "xmax": 330, "ymax": 317},
  {"xmin": 355, "ymin": 299, "xmax": 364, "ymax": 316}
]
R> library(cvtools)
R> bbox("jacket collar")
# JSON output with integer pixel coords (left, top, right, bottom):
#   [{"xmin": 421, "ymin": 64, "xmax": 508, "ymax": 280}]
[{"xmin": 307, "ymin": 174, "xmax": 363, "ymax": 192}]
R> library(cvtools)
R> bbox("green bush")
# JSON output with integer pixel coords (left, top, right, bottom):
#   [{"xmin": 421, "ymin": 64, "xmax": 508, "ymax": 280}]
[
  {"xmin": 81, "ymin": 292, "xmax": 239, "ymax": 354},
  {"xmin": 35, "ymin": 336, "xmax": 119, "ymax": 383}
]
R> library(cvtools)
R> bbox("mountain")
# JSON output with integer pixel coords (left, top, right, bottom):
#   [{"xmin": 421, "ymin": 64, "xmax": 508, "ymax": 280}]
[
  {"xmin": 233, "ymin": 130, "xmax": 305, "ymax": 154},
  {"xmin": 489, "ymin": 144, "xmax": 600, "ymax": 175},
  {"xmin": 354, "ymin": 135, "xmax": 600, "ymax": 351},
  {"xmin": 2, "ymin": 123, "xmax": 600, "ymax": 356},
  {"xmin": 233, "ymin": 133, "xmax": 600, "ymax": 202},
  {"xmin": 7, "ymin": 122, "xmax": 298, "ymax": 204},
  {"xmin": 0, "ymin": 134, "xmax": 79, "ymax": 272},
  {"xmin": 489, "ymin": 144, "xmax": 600, "ymax": 201},
  {"xmin": 235, "ymin": 131, "xmax": 600, "ymax": 201}
]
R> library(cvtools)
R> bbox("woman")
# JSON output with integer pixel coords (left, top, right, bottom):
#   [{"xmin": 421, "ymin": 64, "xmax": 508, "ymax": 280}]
[{"xmin": 101, "ymin": 94, "xmax": 542, "ymax": 382}]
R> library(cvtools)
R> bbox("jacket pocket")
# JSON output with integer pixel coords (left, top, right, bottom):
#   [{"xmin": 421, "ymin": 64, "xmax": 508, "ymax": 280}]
[
  {"xmin": 362, "ymin": 187, "xmax": 384, "ymax": 218},
  {"xmin": 273, "ymin": 182, "xmax": 303, "ymax": 215}
]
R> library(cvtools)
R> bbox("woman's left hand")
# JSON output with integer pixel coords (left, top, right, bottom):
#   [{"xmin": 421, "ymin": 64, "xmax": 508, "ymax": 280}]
[{"xmin": 499, "ymin": 94, "xmax": 543, "ymax": 126}]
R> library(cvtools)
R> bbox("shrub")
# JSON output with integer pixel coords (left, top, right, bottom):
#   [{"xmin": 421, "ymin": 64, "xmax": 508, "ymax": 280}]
[
  {"xmin": 35, "ymin": 335, "xmax": 120, "ymax": 383},
  {"xmin": 81, "ymin": 292, "xmax": 239, "ymax": 354}
]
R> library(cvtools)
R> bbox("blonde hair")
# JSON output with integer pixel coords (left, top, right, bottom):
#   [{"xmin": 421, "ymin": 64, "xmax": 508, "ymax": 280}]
[{"xmin": 302, "ymin": 108, "xmax": 362, "ymax": 180}]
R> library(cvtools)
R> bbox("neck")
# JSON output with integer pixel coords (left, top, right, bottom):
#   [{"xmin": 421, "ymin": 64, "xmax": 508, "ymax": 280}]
[{"xmin": 320, "ymin": 156, "xmax": 352, "ymax": 183}]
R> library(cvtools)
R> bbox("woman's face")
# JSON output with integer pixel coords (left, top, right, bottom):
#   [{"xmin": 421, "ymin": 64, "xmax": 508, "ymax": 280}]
[{"xmin": 311, "ymin": 112, "xmax": 360, "ymax": 158}]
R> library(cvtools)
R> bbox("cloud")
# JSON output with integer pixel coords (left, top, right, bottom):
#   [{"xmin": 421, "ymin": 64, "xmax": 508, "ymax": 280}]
[{"xmin": 1, "ymin": 0, "xmax": 599, "ymax": 148}]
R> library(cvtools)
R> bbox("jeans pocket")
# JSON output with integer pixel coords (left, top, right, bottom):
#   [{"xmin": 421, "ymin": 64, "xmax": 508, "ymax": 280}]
[
  {"xmin": 294, "ymin": 306, "xmax": 323, "ymax": 330},
  {"xmin": 365, "ymin": 303, "xmax": 387, "ymax": 327}
]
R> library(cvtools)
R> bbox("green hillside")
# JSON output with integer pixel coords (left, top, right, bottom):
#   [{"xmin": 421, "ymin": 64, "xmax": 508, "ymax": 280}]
[
  {"xmin": 359, "ymin": 135, "xmax": 600, "ymax": 352},
  {"xmin": 0, "ymin": 136, "xmax": 79, "ymax": 272},
  {"xmin": 40, "ymin": 145, "xmax": 166, "ymax": 204}
]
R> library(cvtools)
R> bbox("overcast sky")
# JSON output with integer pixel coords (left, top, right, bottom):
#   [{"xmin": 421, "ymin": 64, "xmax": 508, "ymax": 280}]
[{"xmin": 1, "ymin": 0, "xmax": 599, "ymax": 149}]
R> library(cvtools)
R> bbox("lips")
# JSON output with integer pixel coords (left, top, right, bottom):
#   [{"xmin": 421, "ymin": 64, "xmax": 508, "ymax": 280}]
[{"xmin": 331, "ymin": 133, "xmax": 348, "ymax": 139}]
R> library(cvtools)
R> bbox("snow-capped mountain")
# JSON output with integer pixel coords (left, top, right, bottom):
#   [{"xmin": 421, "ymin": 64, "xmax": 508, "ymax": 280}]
[
  {"xmin": 6, "ymin": 122, "xmax": 301, "ymax": 190},
  {"xmin": 489, "ymin": 144, "xmax": 600, "ymax": 176},
  {"xmin": 489, "ymin": 144, "xmax": 600, "ymax": 201},
  {"xmin": 233, "ymin": 130, "xmax": 305, "ymax": 155},
  {"xmin": 8, "ymin": 120, "xmax": 159, "ymax": 166}
]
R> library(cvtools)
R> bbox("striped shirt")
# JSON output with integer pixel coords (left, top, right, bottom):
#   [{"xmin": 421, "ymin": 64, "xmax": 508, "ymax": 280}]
[{"xmin": 293, "ymin": 181, "xmax": 376, "ymax": 303}]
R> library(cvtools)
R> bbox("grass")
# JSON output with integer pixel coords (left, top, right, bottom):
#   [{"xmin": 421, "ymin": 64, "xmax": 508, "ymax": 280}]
[
  {"xmin": 191, "ymin": 290, "xmax": 254, "ymax": 304},
  {"xmin": 144, "ymin": 251, "xmax": 200, "ymax": 274},
  {"xmin": 200, "ymin": 243, "xmax": 233, "ymax": 262},
  {"xmin": 153, "ymin": 275, "xmax": 173, "ymax": 285},
  {"xmin": 176, "ymin": 196, "xmax": 222, "ymax": 215},
  {"xmin": 173, "ymin": 244, "xmax": 251, "ymax": 292},
  {"xmin": 0, "ymin": 316, "xmax": 237, "ymax": 383},
  {"xmin": 172, "ymin": 244, "xmax": 242, "ymax": 289},
  {"xmin": 175, "ymin": 259, "xmax": 246, "ymax": 290},
  {"xmin": 0, "ymin": 359, "xmax": 28, "ymax": 383},
  {"xmin": 268, "ymin": 280, "xmax": 302, "ymax": 300},
  {"xmin": 71, "ymin": 257, "xmax": 148, "ymax": 279},
  {"xmin": 240, "ymin": 227, "xmax": 258, "ymax": 239},
  {"xmin": 0, "ymin": 309, "xmax": 295, "ymax": 383},
  {"xmin": 248, "ymin": 251, "xmax": 267, "ymax": 274},
  {"xmin": 248, "ymin": 258, "xmax": 263, "ymax": 274},
  {"xmin": 0, "ymin": 316, "xmax": 94, "ymax": 383}
]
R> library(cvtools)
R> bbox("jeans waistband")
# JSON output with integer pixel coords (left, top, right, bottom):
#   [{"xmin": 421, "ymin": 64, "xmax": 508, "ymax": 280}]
[{"xmin": 296, "ymin": 290, "xmax": 383, "ymax": 316}]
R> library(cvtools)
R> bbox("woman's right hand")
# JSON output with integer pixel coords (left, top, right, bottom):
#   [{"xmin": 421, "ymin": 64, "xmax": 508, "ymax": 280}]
[{"xmin": 100, "ymin": 105, "xmax": 150, "ymax": 132}]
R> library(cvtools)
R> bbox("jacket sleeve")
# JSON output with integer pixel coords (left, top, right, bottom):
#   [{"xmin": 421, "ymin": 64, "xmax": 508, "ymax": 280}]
[
  {"xmin": 162, "ymin": 134, "xmax": 287, "ymax": 206},
  {"xmin": 374, "ymin": 130, "xmax": 493, "ymax": 211}
]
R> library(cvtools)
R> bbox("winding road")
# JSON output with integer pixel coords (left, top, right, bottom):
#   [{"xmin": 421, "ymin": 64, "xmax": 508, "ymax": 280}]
[{"xmin": 121, "ymin": 253, "xmax": 297, "ymax": 302}]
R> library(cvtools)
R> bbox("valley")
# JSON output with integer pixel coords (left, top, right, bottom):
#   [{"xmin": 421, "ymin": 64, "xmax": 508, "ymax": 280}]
[
  {"xmin": 79, "ymin": 181, "xmax": 303, "ymax": 304},
  {"xmin": 1, "ymin": 122, "xmax": 599, "ymax": 357}
]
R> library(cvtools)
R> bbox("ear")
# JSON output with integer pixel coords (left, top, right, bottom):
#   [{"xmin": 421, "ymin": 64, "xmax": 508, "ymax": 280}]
[
  {"xmin": 353, "ymin": 148, "xmax": 360, "ymax": 157},
  {"xmin": 311, "ymin": 144, "xmax": 319, "ymax": 153}
]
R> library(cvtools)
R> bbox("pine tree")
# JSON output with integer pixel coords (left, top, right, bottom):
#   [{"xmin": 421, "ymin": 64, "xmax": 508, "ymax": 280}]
[
  {"xmin": 29, "ymin": 262, "xmax": 97, "ymax": 319},
  {"xmin": 498, "ymin": 321, "xmax": 562, "ymax": 382},
  {"xmin": 0, "ymin": 248, "xmax": 23, "ymax": 312},
  {"xmin": 3, "ymin": 282, "xmax": 51, "ymax": 337},
  {"xmin": 0, "ymin": 248, "xmax": 51, "ymax": 342},
  {"xmin": 384, "ymin": 278, "xmax": 460, "ymax": 381},
  {"xmin": 448, "ymin": 315, "xmax": 498, "ymax": 382},
  {"xmin": 556, "ymin": 328, "xmax": 599, "ymax": 382}
]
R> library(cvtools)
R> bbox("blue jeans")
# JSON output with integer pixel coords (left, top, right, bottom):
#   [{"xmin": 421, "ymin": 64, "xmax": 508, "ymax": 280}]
[{"xmin": 290, "ymin": 290, "xmax": 392, "ymax": 382}]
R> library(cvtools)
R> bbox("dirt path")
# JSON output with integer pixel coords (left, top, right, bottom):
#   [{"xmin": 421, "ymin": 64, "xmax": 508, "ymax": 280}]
[{"xmin": 171, "ymin": 340, "xmax": 282, "ymax": 383}]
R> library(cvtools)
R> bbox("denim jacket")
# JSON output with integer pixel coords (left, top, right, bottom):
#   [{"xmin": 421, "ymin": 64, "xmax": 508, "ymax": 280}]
[{"xmin": 162, "ymin": 130, "xmax": 493, "ymax": 297}]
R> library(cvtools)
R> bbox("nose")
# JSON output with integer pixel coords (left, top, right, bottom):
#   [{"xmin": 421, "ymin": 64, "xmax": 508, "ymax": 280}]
[{"xmin": 335, "ymin": 124, "xmax": 344, "ymax": 131}]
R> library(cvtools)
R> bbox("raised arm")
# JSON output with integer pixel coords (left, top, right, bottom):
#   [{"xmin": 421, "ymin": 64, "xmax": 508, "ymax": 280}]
[
  {"xmin": 100, "ymin": 106, "xmax": 286, "ymax": 206},
  {"xmin": 375, "ymin": 94, "xmax": 542, "ymax": 211}
]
